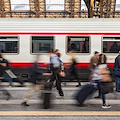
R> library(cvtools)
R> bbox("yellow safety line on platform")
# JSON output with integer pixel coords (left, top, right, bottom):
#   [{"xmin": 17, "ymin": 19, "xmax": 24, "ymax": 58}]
[{"xmin": 0, "ymin": 111, "xmax": 119, "ymax": 116}]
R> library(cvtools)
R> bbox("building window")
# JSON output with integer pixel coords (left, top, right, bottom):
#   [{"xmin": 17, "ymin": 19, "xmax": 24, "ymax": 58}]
[
  {"xmin": 32, "ymin": 36, "xmax": 54, "ymax": 53},
  {"xmin": 10, "ymin": 0, "xmax": 30, "ymax": 10},
  {"xmin": 67, "ymin": 36, "xmax": 89, "ymax": 53},
  {"xmin": 81, "ymin": 0, "xmax": 88, "ymax": 11},
  {"xmin": 46, "ymin": 0, "xmax": 64, "ymax": 11},
  {"xmin": 116, "ymin": 0, "xmax": 120, "ymax": 11},
  {"xmin": 0, "ymin": 36, "xmax": 18, "ymax": 53},
  {"xmin": 103, "ymin": 37, "xmax": 120, "ymax": 53}
]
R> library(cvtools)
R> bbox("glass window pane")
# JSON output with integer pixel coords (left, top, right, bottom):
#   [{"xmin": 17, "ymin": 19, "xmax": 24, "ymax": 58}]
[
  {"xmin": 103, "ymin": 37, "xmax": 120, "ymax": 53},
  {"xmin": 116, "ymin": 0, "xmax": 120, "ymax": 10},
  {"xmin": 10, "ymin": 0, "xmax": 30, "ymax": 10},
  {"xmin": 81, "ymin": 0, "xmax": 88, "ymax": 11},
  {"xmin": 0, "ymin": 37, "xmax": 18, "ymax": 53},
  {"xmin": 46, "ymin": 0, "xmax": 64, "ymax": 10},
  {"xmin": 67, "ymin": 36, "xmax": 89, "ymax": 53},
  {"xmin": 32, "ymin": 36, "xmax": 54, "ymax": 53}
]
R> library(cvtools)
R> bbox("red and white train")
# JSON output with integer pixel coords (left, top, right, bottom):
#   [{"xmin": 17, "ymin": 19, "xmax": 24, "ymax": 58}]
[{"xmin": 0, "ymin": 18, "xmax": 120, "ymax": 81}]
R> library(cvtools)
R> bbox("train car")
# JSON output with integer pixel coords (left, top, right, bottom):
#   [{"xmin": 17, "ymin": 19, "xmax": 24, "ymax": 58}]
[{"xmin": 0, "ymin": 18, "xmax": 120, "ymax": 82}]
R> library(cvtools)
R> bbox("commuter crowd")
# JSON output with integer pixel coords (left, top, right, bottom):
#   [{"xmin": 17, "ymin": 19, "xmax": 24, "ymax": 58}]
[{"xmin": 0, "ymin": 49, "xmax": 120, "ymax": 109}]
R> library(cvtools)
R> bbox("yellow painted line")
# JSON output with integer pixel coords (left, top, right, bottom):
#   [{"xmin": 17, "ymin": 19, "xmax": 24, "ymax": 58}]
[{"xmin": 0, "ymin": 111, "xmax": 119, "ymax": 116}]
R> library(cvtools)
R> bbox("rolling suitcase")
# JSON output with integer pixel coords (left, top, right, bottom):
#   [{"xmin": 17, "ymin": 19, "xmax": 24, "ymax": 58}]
[{"xmin": 76, "ymin": 84, "xmax": 96, "ymax": 105}]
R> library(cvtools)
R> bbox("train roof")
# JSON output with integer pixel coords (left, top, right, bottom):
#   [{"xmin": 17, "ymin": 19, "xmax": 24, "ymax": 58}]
[{"xmin": 0, "ymin": 18, "xmax": 120, "ymax": 33}]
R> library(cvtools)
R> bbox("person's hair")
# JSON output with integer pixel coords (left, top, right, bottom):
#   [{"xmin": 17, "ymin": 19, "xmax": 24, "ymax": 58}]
[
  {"xmin": 54, "ymin": 49, "xmax": 59, "ymax": 53},
  {"xmin": 48, "ymin": 50, "xmax": 53, "ymax": 53},
  {"xmin": 98, "ymin": 54, "xmax": 107, "ymax": 65},
  {"xmin": 119, "ymin": 51, "xmax": 120, "ymax": 54},
  {"xmin": 0, "ymin": 53, "xmax": 3, "ymax": 58},
  {"xmin": 56, "ymin": 52, "xmax": 61, "ymax": 58}
]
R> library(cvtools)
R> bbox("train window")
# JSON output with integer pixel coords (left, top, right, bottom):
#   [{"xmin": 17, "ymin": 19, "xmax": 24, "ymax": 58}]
[
  {"xmin": 103, "ymin": 37, "xmax": 120, "ymax": 53},
  {"xmin": 67, "ymin": 36, "xmax": 89, "ymax": 53},
  {"xmin": 0, "ymin": 36, "xmax": 18, "ymax": 53},
  {"xmin": 32, "ymin": 36, "xmax": 54, "ymax": 53}
]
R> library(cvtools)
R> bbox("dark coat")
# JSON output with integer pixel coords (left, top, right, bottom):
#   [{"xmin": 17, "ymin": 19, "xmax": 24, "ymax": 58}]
[
  {"xmin": 0, "ymin": 58, "xmax": 10, "ymax": 76},
  {"xmin": 29, "ymin": 62, "xmax": 43, "ymax": 84},
  {"xmin": 113, "ymin": 55, "xmax": 120, "ymax": 70}
]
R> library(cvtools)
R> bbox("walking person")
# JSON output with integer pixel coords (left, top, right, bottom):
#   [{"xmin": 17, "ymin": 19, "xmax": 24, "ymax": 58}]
[
  {"xmin": 0, "ymin": 53, "xmax": 12, "ymax": 100},
  {"xmin": 49, "ymin": 50, "xmax": 64, "ymax": 98},
  {"xmin": 91, "ymin": 54, "xmax": 111, "ymax": 108},
  {"xmin": 21, "ymin": 55, "xmax": 51, "ymax": 106},
  {"xmin": 68, "ymin": 51, "xmax": 81, "ymax": 87},
  {"xmin": 89, "ymin": 51, "xmax": 99, "ymax": 71},
  {"xmin": 113, "ymin": 51, "xmax": 120, "ymax": 92},
  {"xmin": 89, "ymin": 51, "xmax": 100, "ymax": 98},
  {"xmin": 0, "ymin": 53, "xmax": 14, "ymax": 87}
]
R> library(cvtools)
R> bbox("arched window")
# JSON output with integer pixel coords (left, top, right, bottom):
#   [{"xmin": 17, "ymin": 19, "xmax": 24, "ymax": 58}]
[
  {"xmin": 10, "ymin": 0, "xmax": 30, "ymax": 10},
  {"xmin": 46, "ymin": 0, "xmax": 65, "ymax": 11},
  {"xmin": 81, "ymin": 0, "xmax": 87, "ymax": 11},
  {"xmin": 115, "ymin": 0, "xmax": 120, "ymax": 11}
]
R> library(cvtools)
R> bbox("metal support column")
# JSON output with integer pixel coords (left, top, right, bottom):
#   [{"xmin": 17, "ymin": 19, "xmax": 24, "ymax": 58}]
[
  {"xmin": 0, "ymin": 0, "xmax": 6, "ymax": 17},
  {"xmin": 70, "ymin": 0, "xmax": 75, "ymax": 18},
  {"xmin": 35, "ymin": 0, "xmax": 40, "ymax": 18},
  {"xmin": 100, "ymin": 0, "xmax": 103, "ymax": 18}
]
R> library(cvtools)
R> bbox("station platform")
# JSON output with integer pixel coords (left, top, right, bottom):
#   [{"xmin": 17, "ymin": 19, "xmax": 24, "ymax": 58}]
[{"xmin": 0, "ymin": 82, "xmax": 120, "ymax": 102}]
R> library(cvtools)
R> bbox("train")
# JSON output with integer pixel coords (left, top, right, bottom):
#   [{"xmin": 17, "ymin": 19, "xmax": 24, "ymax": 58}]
[{"xmin": 0, "ymin": 18, "xmax": 120, "ymax": 82}]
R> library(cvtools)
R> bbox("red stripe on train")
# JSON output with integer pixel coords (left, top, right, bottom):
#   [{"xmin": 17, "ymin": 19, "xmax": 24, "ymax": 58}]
[
  {"xmin": 0, "ymin": 32, "xmax": 120, "ymax": 35},
  {"xmin": 10, "ymin": 63, "xmax": 114, "ymax": 68}
]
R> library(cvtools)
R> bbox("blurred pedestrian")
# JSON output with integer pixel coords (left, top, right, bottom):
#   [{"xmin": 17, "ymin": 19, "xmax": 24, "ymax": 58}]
[
  {"xmin": 0, "ymin": 53, "xmax": 14, "ymax": 87},
  {"xmin": 49, "ymin": 50, "xmax": 64, "ymax": 98},
  {"xmin": 91, "ymin": 54, "xmax": 111, "ymax": 108},
  {"xmin": 89, "ymin": 51, "xmax": 100, "ymax": 98},
  {"xmin": 89, "ymin": 51, "xmax": 99, "ymax": 71},
  {"xmin": 69, "ymin": 51, "xmax": 81, "ymax": 87},
  {"xmin": 21, "ymin": 55, "xmax": 51, "ymax": 106},
  {"xmin": 113, "ymin": 51, "xmax": 120, "ymax": 92},
  {"xmin": 0, "ymin": 53, "xmax": 12, "ymax": 100}
]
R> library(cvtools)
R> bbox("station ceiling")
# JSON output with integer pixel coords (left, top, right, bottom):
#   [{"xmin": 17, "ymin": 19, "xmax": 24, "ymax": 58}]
[{"xmin": 0, "ymin": 0, "xmax": 119, "ymax": 18}]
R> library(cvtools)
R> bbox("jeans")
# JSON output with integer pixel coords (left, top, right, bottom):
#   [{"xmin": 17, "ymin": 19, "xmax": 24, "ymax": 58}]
[
  {"xmin": 115, "ymin": 76, "xmax": 120, "ymax": 91},
  {"xmin": 97, "ymin": 82, "xmax": 106, "ymax": 105},
  {"xmin": 3, "ymin": 73, "xmax": 13, "ymax": 86}
]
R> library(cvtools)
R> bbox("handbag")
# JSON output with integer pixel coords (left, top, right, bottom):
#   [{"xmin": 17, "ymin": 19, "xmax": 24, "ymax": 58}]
[
  {"xmin": 114, "ymin": 68, "xmax": 120, "ymax": 77},
  {"xmin": 100, "ymin": 82, "xmax": 114, "ymax": 94},
  {"xmin": 59, "ymin": 71, "xmax": 66, "ymax": 77}
]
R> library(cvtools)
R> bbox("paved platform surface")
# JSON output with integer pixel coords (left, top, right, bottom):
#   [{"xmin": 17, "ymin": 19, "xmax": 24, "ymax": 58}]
[{"xmin": 0, "ymin": 82, "xmax": 120, "ymax": 120}]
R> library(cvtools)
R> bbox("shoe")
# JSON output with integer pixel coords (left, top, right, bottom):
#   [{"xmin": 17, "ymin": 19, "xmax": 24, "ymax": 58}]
[
  {"xmin": 95, "ymin": 95, "xmax": 101, "ymax": 98},
  {"xmin": 116, "ymin": 92, "xmax": 120, "ymax": 95},
  {"xmin": 56, "ymin": 96, "xmax": 64, "ymax": 99},
  {"xmin": 21, "ymin": 102, "xmax": 29, "ymax": 106},
  {"xmin": 102, "ymin": 104, "xmax": 111, "ymax": 109},
  {"xmin": 116, "ymin": 90, "xmax": 120, "ymax": 92},
  {"xmin": 6, "ymin": 94, "xmax": 12, "ymax": 100},
  {"xmin": 76, "ymin": 84, "xmax": 81, "ymax": 87},
  {"xmin": 9, "ymin": 85, "xmax": 15, "ymax": 87},
  {"xmin": 79, "ymin": 104, "xmax": 87, "ymax": 107}
]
